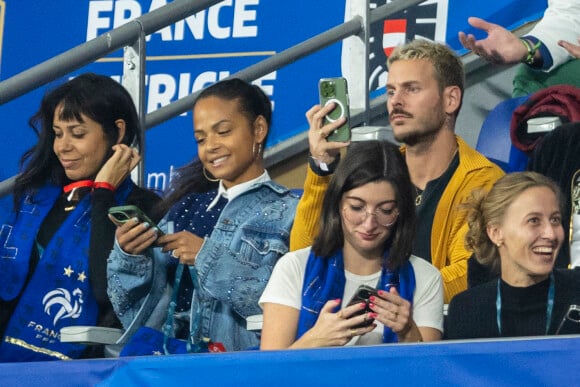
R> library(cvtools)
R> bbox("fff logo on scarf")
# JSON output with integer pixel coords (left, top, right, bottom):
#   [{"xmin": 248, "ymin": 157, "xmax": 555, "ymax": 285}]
[
  {"xmin": 24, "ymin": 265, "xmax": 87, "ymax": 344},
  {"xmin": 41, "ymin": 265, "xmax": 87, "ymax": 326},
  {"xmin": 28, "ymin": 264, "xmax": 87, "ymax": 340}
]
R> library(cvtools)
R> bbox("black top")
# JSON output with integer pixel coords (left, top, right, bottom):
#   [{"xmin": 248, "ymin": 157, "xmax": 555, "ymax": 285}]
[
  {"xmin": 467, "ymin": 254, "xmax": 498, "ymax": 288},
  {"xmin": 413, "ymin": 153, "xmax": 459, "ymax": 263},
  {"xmin": 0, "ymin": 184, "xmax": 161, "ymax": 357},
  {"xmin": 446, "ymin": 268, "xmax": 580, "ymax": 340},
  {"xmin": 88, "ymin": 185, "xmax": 162, "ymax": 329},
  {"xmin": 528, "ymin": 122, "xmax": 580, "ymax": 268}
]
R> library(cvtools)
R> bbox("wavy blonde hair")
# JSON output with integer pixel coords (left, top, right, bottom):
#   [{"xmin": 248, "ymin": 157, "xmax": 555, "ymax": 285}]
[
  {"xmin": 464, "ymin": 171, "xmax": 563, "ymax": 273},
  {"xmin": 387, "ymin": 39, "xmax": 464, "ymax": 116}
]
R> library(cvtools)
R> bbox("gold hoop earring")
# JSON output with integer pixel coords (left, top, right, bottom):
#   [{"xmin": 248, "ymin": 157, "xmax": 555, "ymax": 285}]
[{"xmin": 203, "ymin": 167, "xmax": 219, "ymax": 182}]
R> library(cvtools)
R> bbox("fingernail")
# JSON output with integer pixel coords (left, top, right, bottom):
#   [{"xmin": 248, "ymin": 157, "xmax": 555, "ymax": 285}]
[
  {"xmin": 359, "ymin": 302, "xmax": 366, "ymax": 309},
  {"xmin": 369, "ymin": 303, "xmax": 375, "ymax": 309},
  {"xmin": 377, "ymin": 290, "xmax": 386, "ymax": 296},
  {"xmin": 369, "ymin": 296, "xmax": 376, "ymax": 302},
  {"xmin": 334, "ymin": 298, "xmax": 341, "ymax": 303},
  {"xmin": 142, "ymin": 222, "xmax": 150, "ymax": 229},
  {"xmin": 369, "ymin": 313, "xmax": 378, "ymax": 319}
]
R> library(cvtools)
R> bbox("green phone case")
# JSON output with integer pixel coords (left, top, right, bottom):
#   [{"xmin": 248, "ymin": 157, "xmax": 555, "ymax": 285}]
[
  {"xmin": 108, "ymin": 205, "xmax": 164, "ymax": 235},
  {"xmin": 319, "ymin": 77, "xmax": 351, "ymax": 142}
]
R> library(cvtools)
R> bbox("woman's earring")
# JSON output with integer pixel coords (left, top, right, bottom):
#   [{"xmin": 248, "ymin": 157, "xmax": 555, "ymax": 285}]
[
  {"xmin": 253, "ymin": 143, "xmax": 263, "ymax": 159},
  {"xmin": 496, "ymin": 241, "xmax": 503, "ymax": 248},
  {"xmin": 203, "ymin": 167, "xmax": 219, "ymax": 182}
]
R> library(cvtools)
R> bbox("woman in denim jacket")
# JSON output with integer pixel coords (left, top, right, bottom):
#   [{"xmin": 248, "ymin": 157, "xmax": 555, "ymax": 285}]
[{"xmin": 107, "ymin": 79, "xmax": 298, "ymax": 352}]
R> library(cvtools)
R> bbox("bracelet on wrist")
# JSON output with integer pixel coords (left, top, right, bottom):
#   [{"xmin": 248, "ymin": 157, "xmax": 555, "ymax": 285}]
[
  {"xmin": 308, "ymin": 152, "xmax": 340, "ymax": 176},
  {"xmin": 93, "ymin": 182, "xmax": 116, "ymax": 191},
  {"xmin": 520, "ymin": 38, "xmax": 541, "ymax": 66},
  {"xmin": 310, "ymin": 154, "xmax": 330, "ymax": 172}
]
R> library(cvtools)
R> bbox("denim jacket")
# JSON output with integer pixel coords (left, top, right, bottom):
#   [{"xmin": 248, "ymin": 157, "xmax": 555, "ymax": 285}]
[{"xmin": 107, "ymin": 180, "xmax": 298, "ymax": 351}]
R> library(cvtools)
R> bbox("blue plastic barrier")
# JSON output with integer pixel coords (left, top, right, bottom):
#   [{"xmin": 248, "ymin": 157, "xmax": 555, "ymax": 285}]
[{"xmin": 1, "ymin": 336, "xmax": 579, "ymax": 386}]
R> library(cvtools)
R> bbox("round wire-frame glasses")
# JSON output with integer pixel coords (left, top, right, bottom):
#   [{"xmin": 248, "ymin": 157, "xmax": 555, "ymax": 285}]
[{"xmin": 342, "ymin": 203, "xmax": 399, "ymax": 227}]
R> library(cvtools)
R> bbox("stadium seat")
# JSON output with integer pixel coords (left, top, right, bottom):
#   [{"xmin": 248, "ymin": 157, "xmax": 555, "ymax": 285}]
[{"xmin": 475, "ymin": 95, "xmax": 530, "ymax": 172}]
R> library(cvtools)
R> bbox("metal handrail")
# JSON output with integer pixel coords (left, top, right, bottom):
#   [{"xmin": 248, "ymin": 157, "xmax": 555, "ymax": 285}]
[
  {"xmin": 146, "ymin": 16, "xmax": 365, "ymax": 128},
  {"xmin": 144, "ymin": 0, "xmax": 425, "ymax": 168},
  {"xmin": 0, "ymin": 0, "xmax": 424, "ymax": 108},
  {"xmin": 0, "ymin": 0, "xmax": 426, "ymax": 197},
  {"xmin": 0, "ymin": 0, "xmax": 223, "ymax": 104},
  {"xmin": 147, "ymin": 0, "xmax": 426, "ymax": 128}
]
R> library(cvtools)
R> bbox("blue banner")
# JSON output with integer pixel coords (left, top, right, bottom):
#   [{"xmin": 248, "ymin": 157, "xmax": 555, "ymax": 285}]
[{"xmin": 0, "ymin": 0, "xmax": 546, "ymax": 192}]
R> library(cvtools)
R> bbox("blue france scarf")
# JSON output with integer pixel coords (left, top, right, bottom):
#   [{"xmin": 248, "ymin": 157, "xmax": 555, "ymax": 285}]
[
  {"xmin": 0, "ymin": 179, "xmax": 132, "ymax": 361},
  {"xmin": 296, "ymin": 248, "xmax": 415, "ymax": 343}
]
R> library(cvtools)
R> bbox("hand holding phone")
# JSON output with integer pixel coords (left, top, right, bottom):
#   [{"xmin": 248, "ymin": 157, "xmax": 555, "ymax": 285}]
[
  {"xmin": 318, "ymin": 77, "xmax": 350, "ymax": 142},
  {"xmin": 347, "ymin": 285, "xmax": 378, "ymax": 328},
  {"xmin": 108, "ymin": 205, "xmax": 164, "ymax": 236}
]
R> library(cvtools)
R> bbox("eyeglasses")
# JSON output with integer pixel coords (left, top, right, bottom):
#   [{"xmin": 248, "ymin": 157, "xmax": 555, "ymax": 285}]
[{"xmin": 342, "ymin": 203, "xmax": 399, "ymax": 227}]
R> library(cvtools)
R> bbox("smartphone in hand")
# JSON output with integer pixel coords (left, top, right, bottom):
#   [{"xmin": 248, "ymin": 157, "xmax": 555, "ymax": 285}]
[
  {"xmin": 108, "ymin": 205, "xmax": 164, "ymax": 235},
  {"xmin": 347, "ymin": 284, "xmax": 378, "ymax": 328},
  {"xmin": 319, "ymin": 77, "xmax": 350, "ymax": 142}
]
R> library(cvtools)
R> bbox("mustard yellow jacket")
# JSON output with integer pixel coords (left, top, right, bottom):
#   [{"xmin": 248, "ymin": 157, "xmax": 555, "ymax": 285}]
[{"xmin": 289, "ymin": 136, "xmax": 504, "ymax": 303}]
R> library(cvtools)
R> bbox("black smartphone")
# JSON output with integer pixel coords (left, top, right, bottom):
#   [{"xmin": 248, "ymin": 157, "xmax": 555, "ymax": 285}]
[
  {"xmin": 319, "ymin": 77, "xmax": 350, "ymax": 142},
  {"xmin": 555, "ymin": 305, "xmax": 580, "ymax": 335},
  {"xmin": 108, "ymin": 205, "xmax": 164, "ymax": 235},
  {"xmin": 347, "ymin": 284, "xmax": 378, "ymax": 328}
]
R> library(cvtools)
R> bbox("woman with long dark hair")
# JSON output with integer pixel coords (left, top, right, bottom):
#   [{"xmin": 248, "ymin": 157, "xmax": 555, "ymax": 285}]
[
  {"xmin": 260, "ymin": 140, "xmax": 443, "ymax": 349},
  {"xmin": 0, "ymin": 73, "xmax": 160, "ymax": 362}
]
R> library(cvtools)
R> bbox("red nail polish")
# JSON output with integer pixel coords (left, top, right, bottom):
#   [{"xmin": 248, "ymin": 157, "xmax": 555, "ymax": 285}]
[
  {"xmin": 377, "ymin": 290, "xmax": 386, "ymax": 296},
  {"xmin": 359, "ymin": 302, "xmax": 366, "ymax": 309},
  {"xmin": 369, "ymin": 296, "xmax": 376, "ymax": 302},
  {"xmin": 334, "ymin": 298, "xmax": 341, "ymax": 303},
  {"xmin": 369, "ymin": 313, "xmax": 378, "ymax": 319},
  {"xmin": 369, "ymin": 303, "xmax": 375, "ymax": 309}
]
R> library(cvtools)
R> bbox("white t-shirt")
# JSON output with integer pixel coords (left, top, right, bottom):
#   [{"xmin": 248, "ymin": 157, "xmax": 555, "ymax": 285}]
[{"xmin": 259, "ymin": 247, "xmax": 444, "ymax": 345}]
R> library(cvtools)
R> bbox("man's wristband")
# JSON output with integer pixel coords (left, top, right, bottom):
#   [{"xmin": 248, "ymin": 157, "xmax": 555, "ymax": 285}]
[{"xmin": 520, "ymin": 38, "xmax": 541, "ymax": 66}]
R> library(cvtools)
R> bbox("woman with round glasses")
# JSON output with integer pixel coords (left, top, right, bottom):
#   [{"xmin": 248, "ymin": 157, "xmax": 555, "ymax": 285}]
[{"xmin": 259, "ymin": 140, "xmax": 443, "ymax": 349}]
